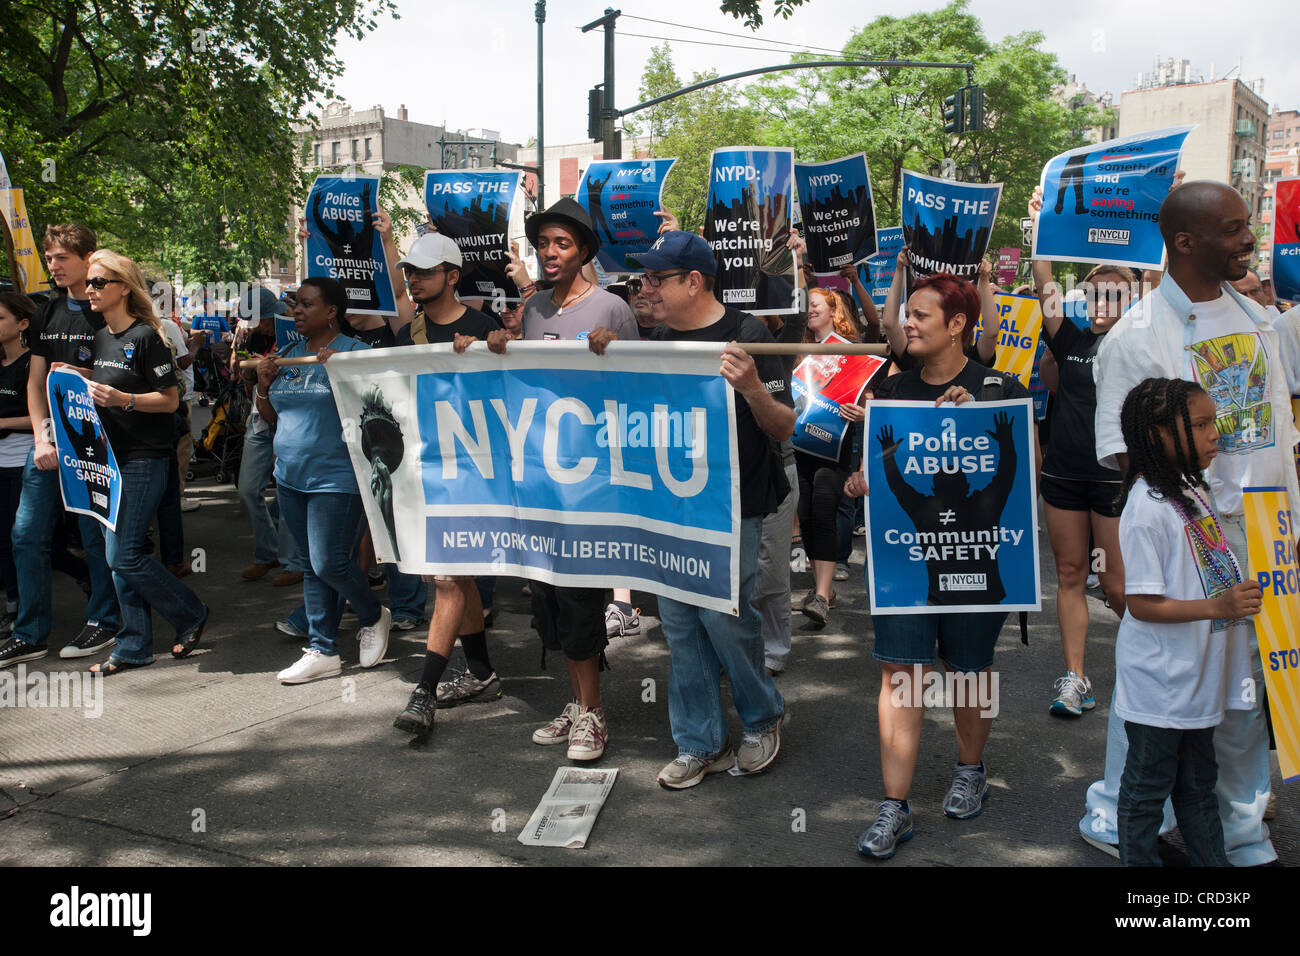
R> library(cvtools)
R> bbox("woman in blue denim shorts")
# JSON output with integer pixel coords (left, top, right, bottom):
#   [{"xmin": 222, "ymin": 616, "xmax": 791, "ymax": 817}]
[{"xmin": 844, "ymin": 272, "xmax": 1037, "ymax": 859}]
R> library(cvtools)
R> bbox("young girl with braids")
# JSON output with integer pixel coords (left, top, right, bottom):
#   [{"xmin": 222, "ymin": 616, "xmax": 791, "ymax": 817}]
[{"xmin": 1113, "ymin": 377, "xmax": 1262, "ymax": 866}]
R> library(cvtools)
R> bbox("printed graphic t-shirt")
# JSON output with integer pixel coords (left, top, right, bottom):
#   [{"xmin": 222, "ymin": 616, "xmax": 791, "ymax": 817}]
[
  {"xmin": 30, "ymin": 295, "xmax": 104, "ymax": 368},
  {"xmin": 1115, "ymin": 477, "xmax": 1254, "ymax": 728},
  {"xmin": 1183, "ymin": 293, "xmax": 1285, "ymax": 516},
  {"xmin": 92, "ymin": 321, "xmax": 179, "ymax": 459},
  {"xmin": 269, "ymin": 334, "xmax": 370, "ymax": 493}
]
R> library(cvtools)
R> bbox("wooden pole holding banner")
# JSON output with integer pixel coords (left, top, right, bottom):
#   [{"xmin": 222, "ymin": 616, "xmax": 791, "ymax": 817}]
[{"xmin": 237, "ymin": 342, "xmax": 891, "ymax": 371}]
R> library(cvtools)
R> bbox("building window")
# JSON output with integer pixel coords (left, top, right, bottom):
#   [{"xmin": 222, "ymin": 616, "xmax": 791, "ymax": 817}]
[
  {"xmin": 351, "ymin": 139, "xmax": 358, "ymax": 161},
  {"xmin": 313, "ymin": 143, "xmax": 321, "ymax": 165},
  {"xmin": 365, "ymin": 138, "xmax": 373, "ymax": 160},
  {"xmin": 331, "ymin": 141, "xmax": 340, "ymax": 164}
]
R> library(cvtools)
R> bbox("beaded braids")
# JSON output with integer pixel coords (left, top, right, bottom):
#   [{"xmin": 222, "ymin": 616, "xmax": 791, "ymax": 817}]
[{"xmin": 1118, "ymin": 377, "xmax": 1210, "ymax": 513}]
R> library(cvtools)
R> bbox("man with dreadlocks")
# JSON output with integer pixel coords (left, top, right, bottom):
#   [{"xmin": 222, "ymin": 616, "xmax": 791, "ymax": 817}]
[{"xmin": 1079, "ymin": 181, "xmax": 1300, "ymax": 865}]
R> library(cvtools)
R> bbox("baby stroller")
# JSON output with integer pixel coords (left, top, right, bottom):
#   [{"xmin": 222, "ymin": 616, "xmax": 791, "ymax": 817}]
[{"xmin": 188, "ymin": 373, "xmax": 250, "ymax": 484}]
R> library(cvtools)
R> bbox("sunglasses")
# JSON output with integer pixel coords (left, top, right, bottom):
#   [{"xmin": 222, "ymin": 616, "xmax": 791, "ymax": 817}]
[
  {"xmin": 86, "ymin": 277, "xmax": 123, "ymax": 290},
  {"xmin": 626, "ymin": 278, "xmax": 644, "ymax": 294},
  {"xmin": 402, "ymin": 265, "xmax": 448, "ymax": 279},
  {"xmin": 1087, "ymin": 288, "xmax": 1129, "ymax": 305}
]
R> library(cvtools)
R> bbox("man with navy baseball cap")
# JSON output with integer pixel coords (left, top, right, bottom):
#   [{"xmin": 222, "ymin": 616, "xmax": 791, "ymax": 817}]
[{"xmin": 628, "ymin": 230, "xmax": 794, "ymax": 789}]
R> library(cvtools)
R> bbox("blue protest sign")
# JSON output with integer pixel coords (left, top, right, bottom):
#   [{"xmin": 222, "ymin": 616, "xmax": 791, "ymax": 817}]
[
  {"xmin": 1034, "ymin": 126, "xmax": 1192, "ymax": 271},
  {"xmin": 860, "ymin": 226, "xmax": 906, "ymax": 309},
  {"xmin": 704, "ymin": 147, "xmax": 797, "ymax": 315},
  {"xmin": 425, "ymin": 170, "xmax": 522, "ymax": 303},
  {"xmin": 274, "ymin": 315, "xmax": 304, "ymax": 352},
  {"xmin": 577, "ymin": 158, "xmax": 677, "ymax": 275},
  {"xmin": 326, "ymin": 342, "xmax": 743, "ymax": 614},
  {"xmin": 865, "ymin": 398, "xmax": 1040, "ymax": 613},
  {"xmin": 901, "ymin": 171, "xmax": 1002, "ymax": 280},
  {"xmin": 306, "ymin": 173, "xmax": 398, "ymax": 316},
  {"xmin": 47, "ymin": 369, "xmax": 121, "ymax": 531},
  {"xmin": 794, "ymin": 153, "xmax": 877, "ymax": 276}
]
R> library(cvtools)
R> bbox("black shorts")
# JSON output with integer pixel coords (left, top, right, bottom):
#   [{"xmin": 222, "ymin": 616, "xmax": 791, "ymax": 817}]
[
  {"xmin": 530, "ymin": 581, "xmax": 608, "ymax": 662},
  {"xmin": 1040, "ymin": 473, "xmax": 1126, "ymax": 518}
]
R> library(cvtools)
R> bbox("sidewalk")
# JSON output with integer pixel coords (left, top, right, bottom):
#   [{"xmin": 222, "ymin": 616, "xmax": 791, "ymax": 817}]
[{"xmin": 1, "ymin": 483, "xmax": 1294, "ymax": 866}]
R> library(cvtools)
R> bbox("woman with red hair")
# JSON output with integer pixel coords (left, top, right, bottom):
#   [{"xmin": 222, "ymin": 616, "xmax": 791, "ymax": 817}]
[
  {"xmin": 793, "ymin": 288, "xmax": 865, "ymax": 626},
  {"xmin": 844, "ymin": 269, "xmax": 1038, "ymax": 860}
]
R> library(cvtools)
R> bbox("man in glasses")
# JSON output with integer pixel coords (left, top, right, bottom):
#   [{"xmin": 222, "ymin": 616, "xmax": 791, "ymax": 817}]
[
  {"xmin": 627, "ymin": 230, "xmax": 793, "ymax": 789},
  {"xmin": 624, "ymin": 276, "xmax": 661, "ymax": 339},
  {"xmin": 0, "ymin": 224, "xmax": 122, "ymax": 668}
]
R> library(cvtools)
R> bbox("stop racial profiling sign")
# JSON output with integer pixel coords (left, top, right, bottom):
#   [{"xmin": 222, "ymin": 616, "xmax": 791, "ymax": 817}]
[{"xmin": 865, "ymin": 398, "xmax": 1040, "ymax": 614}]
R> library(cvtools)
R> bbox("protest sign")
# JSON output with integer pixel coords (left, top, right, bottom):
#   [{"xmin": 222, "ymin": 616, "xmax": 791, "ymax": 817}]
[
  {"xmin": 972, "ymin": 293, "xmax": 1044, "ymax": 387},
  {"xmin": 1243, "ymin": 487, "xmax": 1300, "ymax": 782},
  {"xmin": 1034, "ymin": 126, "xmax": 1192, "ymax": 271},
  {"xmin": 704, "ymin": 147, "xmax": 797, "ymax": 315},
  {"xmin": 1272, "ymin": 177, "xmax": 1300, "ymax": 301},
  {"xmin": 865, "ymin": 398, "xmax": 1040, "ymax": 614},
  {"xmin": 900, "ymin": 170, "xmax": 1002, "ymax": 280},
  {"xmin": 305, "ymin": 174, "xmax": 398, "ymax": 316},
  {"xmin": 47, "ymin": 368, "xmax": 121, "ymax": 531},
  {"xmin": 274, "ymin": 315, "xmax": 304, "ymax": 351},
  {"xmin": 425, "ymin": 170, "xmax": 522, "ymax": 304},
  {"xmin": 1, "ymin": 189, "xmax": 48, "ymax": 293},
  {"xmin": 791, "ymin": 333, "xmax": 886, "ymax": 462},
  {"xmin": 995, "ymin": 247, "xmax": 1021, "ymax": 286},
  {"xmin": 577, "ymin": 158, "xmax": 676, "ymax": 275},
  {"xmin": 859, "ymin": 226, "xmax": 906, "ymax": 309},
  {"xmin": 794, "ymin": 153, "xmax": 877, "ymax": 276},
  {"xmin": 327, "ymin": 341, "xmax": 742, "ymax": 614},
  {"xmin": 1027, "ymin": 336, "xmax": 1050, "ymax": 421}
]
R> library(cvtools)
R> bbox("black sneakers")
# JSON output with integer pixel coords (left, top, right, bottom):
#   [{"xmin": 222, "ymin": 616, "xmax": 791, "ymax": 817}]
[
  {"xmin": 394, "ymin": 685, "xmax": 436, "ymax": 735},
  {"xmin": 59, "ymin": 623, "xmax": 118, "ymax": 659},
  {"xmin": 0, "ymin": 636, "xmax": 48, "ymax": 669}
]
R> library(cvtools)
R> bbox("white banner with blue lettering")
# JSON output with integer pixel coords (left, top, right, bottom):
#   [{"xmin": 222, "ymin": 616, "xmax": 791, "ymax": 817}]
[
  {"xmin": 865, "ymin": 398, "xmax": 1040, "ymax": 614},
  {"xmin": 47, "ymin": 368, "xmax": 122, "ymax": 531},
  {"xmin": 326, "ymin": 342, "xmax": 742, "ymax": 614}
]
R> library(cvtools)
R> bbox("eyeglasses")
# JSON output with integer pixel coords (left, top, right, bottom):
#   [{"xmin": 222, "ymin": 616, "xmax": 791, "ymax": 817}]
[
  {"xmin": 402, "ymin": 265, "xmax": 448, "ymax": 279},
  {"xmin": 86, "ymin": 277, "xmax": 123, "ymax": 290},
  {"xmin": 642, "ymin": 271, "xmax": 690, "ymax": 288}
]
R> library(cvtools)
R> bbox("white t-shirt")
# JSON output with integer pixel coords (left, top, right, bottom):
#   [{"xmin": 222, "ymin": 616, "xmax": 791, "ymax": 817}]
[
  {"xmin": 1184, "ymin": 292, "xmax": 1286, "ymax": 516},
  {"xmin": 161, "ymin": 320, "xmax": 195, "ymax": 401},
  {"xmin": 1114, "ymin": 477, "xmax": 1255, "ymax": 729}
]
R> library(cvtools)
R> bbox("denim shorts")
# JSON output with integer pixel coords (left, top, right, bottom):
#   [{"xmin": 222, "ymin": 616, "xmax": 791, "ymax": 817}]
[{"xmin": 872, "ymin": 611, "xmax": 1007, "ymax": 672}]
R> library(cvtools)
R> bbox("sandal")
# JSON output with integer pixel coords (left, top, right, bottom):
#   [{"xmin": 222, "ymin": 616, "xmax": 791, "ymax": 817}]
[
  {"xmin": 90, "ymin": 658, "xmax": 153, "ymax": 675},
  {"xmin": 172, "ymin": 605, "xmax": 211, "ymax": 659}
]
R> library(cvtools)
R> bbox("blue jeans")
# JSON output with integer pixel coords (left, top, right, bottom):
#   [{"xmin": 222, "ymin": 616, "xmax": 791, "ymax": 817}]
[
  {"xmin": 386, "ymin": 566, "xmax": 427, "ymax": 623},
  {"xmin": 278, "ymin": 485, "xmax": 380, "ymax": 656},
  {"xmin": 106, "ymin": 458, "xmax": 206, "ymax": 664},
  {"xmin": 237, "ymin": 423, "xmax": 302, "ymax": 570},
  {"xmin": 11, "ymin": 449, "xmax": 120, "ymax": 646},
  {"xmin": 1119, "ymin": 722, "xmax": 1227, "ymax": 866},
  {"xmin": 658, "ymin": 516, "xmax": 785, "ymax": 757}
]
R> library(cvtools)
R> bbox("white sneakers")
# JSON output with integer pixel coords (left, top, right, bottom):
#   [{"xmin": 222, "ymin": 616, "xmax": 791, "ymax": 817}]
[
  {"xmin": 277, "ymin": 648, "xmax": 342, "ymax": 684},
  {"xmin": 357, "ymin": 607, "xmax": 392, "ymax": 668},
  {"xmin": 278, "ymin": 606, "xmax": 391, "ymax": 683}
]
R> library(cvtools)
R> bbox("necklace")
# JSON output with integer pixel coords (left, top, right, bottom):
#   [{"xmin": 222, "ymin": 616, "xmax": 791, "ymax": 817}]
[
  {"xmin": 555, "ymin": 281, "xmax": 592, "ymax": 316},
  {"xmin": 1169, "ymin": 485, "xmax": 1242, "ymax": 591}
]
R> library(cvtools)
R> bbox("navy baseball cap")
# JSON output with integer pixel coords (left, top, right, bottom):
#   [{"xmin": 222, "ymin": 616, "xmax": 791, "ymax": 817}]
[{"xmin": 626, "ymin": 231, "xmax": 716, "ymax": 276}]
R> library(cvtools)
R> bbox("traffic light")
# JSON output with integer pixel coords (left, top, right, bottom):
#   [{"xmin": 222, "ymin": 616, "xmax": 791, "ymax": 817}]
[
  {"xmin": 943, "ymin": 88, "xmax": 966, "ymax": 135},
  {"xmin": 588, "ymin": 86, "xmax": 603, "ymax": 142},
  {"xmin": 968, "ymin": 86, "xmax": 986, "ymax": 132}
]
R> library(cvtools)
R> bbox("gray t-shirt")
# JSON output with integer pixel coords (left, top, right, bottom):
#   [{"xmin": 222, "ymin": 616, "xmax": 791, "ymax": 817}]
[{"xmin": 522, "ymin": 285, "xmax": 639, "ymax": 341}]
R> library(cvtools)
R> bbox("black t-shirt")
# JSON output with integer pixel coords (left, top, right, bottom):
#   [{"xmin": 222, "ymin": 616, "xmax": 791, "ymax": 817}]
[
  {"xmin": 874, "ymin": 359, "xmax": 1030, "ymax": 607},
  {"xmin": 92, "ymin": 322, "xmax": 179, "ymax": 459},
  {"xmin": 246, "ymin": 331, "xmax": 275, "ymax": 356},
  {"xmin": 0, "ymin": 353, "xmax": 31, "ymax": 438},
  {"xmin": 652, "ymin": 307, "xmax": 794, "ymax": 518},
  {"xmin": 394, "ymin": 306, "xmax": 500, "ymax": 346},
  {"xmin": 29, "ymin": 295, "xmax": 105, "ymax": 368},
  {"xmin": 1041, "ymin": 321, "xmax": 1120, "ymax": 482},
  {"xmin": 349, "ymin": 321, "xmax": 396, "ymax": 349}
]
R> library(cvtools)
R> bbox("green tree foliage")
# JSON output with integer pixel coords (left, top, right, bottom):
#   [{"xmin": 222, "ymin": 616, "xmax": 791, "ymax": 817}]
[
  {"xmin": 634, "ymin": 45, "xmax": 762, "ymax": 233},
  {"xmin": 719, "ymin": 0, "xmax": 810, "ymax": 29},
  {"xmin": 0, "ymin": 0, "xmax": 397, "ymax": 283},
  {"xmin": 636, "ymin": 1, "xmax": 1108, "ymax": 255}
]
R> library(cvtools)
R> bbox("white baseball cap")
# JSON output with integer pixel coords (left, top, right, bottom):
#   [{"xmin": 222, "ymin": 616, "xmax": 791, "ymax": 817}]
[{"xmin": 396, "ymin": 233, "xmax": 463, "ymax": 270}]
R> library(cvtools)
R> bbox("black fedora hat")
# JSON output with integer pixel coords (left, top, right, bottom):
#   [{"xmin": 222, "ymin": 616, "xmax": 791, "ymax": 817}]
[{"xmin": 525, "ymin": 197, "xmax": 600, "ymax": 264}]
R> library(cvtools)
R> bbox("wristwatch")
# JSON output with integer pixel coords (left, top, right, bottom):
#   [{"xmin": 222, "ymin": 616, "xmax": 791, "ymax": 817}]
[{"xmin": 125, "ymin": 394, "xmax": 136, "ymax": 412}]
